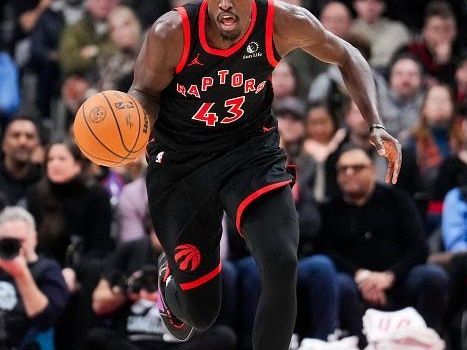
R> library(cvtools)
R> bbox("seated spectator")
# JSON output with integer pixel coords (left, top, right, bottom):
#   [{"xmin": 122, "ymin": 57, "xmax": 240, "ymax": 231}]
[
  {"xmin": 326, "ymin": 100, "xmax": 422, "ymax": 198},
  {"xmin": 91, "ymin": 5, "xmax": 142, "ymax": 93},
  {"xmin": 26, "ymin": 138, "xmax": 112, "ymax": 349},
  {"xmin": 88, "ymin": 230, "xmax": 237, "ymax": 350},
  {"xmin": 272, "ymin": 59, "xmax": 301, "ymax": 104},
  {"xmin": 59, "ymin": 0, "xmax": 119, "ymax": 78},
  {"xmin": 318, "ymin": 146, "xmax": 449, "ymax": 345},
  {"xmin": 405, "ymin": 84, "xmax": 457, "ymax": 197},
  {"xmin": 273, "ymin": 97, "xmax": 306, "ymax": 160},
  {"xmin": 351, "ymin": 0, "xmax": 411, "ymax": 71},
  {"xmin": 307, "ymin": 33, "xmax": 387, "ymax": 120},
  {"xmin": 0, "ymin": 206, "xmax": 68, "ymax": 349},
  {"xmin": 301, "ymin": 104, "xmax": 346, "ymax": 203},
  {"xmin": 400, "ymin": 1, "xmax": 460, "ymax": 86},
  {"xmin": 442, "ymin": 184, "xmax": 467, "ymax": 252},
  {"xmin": 380, "ymin": 54, "xmax": 425, "ymax": 141},
  {"xmin": 320, "ymin": 1, "xmax": 353, "ymax": 39},
  {"xmin": 0, "ymin": 50, "xmax": 20, "ymax": 124},
  {"xmin": 0, "ymin": 116, "xmax": 42, "ymax": 206},
  {"xmin": 454, "ymin": 54, "xmax": 466, "ymax": 116},
  {"xmin": 117, "ymin": 173, "xmax": 148, "ymax": 243},
  {"xmin": 30, "ymin": 0, "xmax": 66, "ymax": 119},
  {"xmin": 432, "ymin": 115, "xmax": 466, "ymax": 201}
]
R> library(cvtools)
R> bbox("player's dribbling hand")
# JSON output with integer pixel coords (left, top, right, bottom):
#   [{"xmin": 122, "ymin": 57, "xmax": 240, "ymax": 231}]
[{"xmin": 369, "ymin": 127, "xmax": 402, "ymax": 184}]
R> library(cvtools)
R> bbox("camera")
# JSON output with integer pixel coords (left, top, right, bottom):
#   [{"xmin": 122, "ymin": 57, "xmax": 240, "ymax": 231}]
[{"xmin": 0, "ymin": 238, "xmax": 21, "ymax": 260}]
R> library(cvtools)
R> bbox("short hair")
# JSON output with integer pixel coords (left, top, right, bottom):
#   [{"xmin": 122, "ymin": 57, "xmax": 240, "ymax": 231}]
[
  {"xmin": 1, "ymin": 115, "xmax": 42, "ymax": 144},
  {"xmin": 424, "ymin": 1, "xmax": 455, "ymax": 21},
  {"xmin": 337, "ymin": 143, "xmax": 372, "ymax": 163},
  {"xmin": 0, "ymin": 207, "xmax": 36, "ymax": 234},
  {"xmin": 389, "ymin": 53, "xmax": 424, "ymax": 76}
]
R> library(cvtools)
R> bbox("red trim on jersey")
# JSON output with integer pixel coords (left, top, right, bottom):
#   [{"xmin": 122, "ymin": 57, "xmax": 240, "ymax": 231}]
[
  {"xmin": 179, "ymin": 262, "xmax": 222, "ymax": 291},
  {"xmin": 236, "ymin": 180, "xmax": 292, "ymax": 233},
  {"xmin": 175, "ymin": 7, "xmax": 191, "ymax": 74},
  {"xmin": 199, "ymin": 0, "xmax": 257, "ymax": 57},
  {"xmin": 266, "ymin": 0, "xmax": 279, "ymax": 67}
]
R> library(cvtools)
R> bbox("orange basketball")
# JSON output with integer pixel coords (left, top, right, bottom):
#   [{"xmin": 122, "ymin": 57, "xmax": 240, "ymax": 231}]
[{"xmin": 73, "ymin": 90, "xmax": 150, "ymax": 167}]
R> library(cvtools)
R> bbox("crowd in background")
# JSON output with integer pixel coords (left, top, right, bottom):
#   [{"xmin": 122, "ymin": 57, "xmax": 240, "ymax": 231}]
[{"xmin": 0, "ymin": 0, "xmax": 466, "ymax": 349}]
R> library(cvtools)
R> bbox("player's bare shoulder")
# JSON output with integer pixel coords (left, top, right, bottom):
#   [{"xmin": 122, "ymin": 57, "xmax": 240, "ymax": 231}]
[
  {"xmin": 147, "ymin": 10, "xmax": 185, "ymax": 70},
  {"xmin": 272, "ymin": 1, "xmax": 326, "ymax": 56}
]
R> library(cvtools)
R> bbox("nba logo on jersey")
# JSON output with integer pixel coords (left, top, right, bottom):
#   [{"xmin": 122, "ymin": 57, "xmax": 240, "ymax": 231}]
[
  {"xmin": 156, "ymin": 151, "xmax": 164, "ymax": 164},
  {"xmin": 243, "ymin": 41, "xmax": 263, "ymax": 60}
]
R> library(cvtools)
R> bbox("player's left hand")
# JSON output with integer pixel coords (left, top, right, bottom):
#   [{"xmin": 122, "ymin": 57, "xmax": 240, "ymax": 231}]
[
  {"xmin": 0, "ymin": 254, "xmax": 28, "ymax": 278},
  {"xmin": 369, "ymin": 127, "xmax": 402, "ymax": 184}
]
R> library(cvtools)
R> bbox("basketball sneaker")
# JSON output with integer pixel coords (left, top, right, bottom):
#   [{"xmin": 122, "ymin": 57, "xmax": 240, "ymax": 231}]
[{"xmin": 157, "ymin": 252, "xmax": 194, "ymax": 342}]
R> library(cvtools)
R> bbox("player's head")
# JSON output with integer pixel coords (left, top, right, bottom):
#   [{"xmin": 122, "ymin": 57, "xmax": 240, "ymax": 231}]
[{"xmin": 206, "ymin": 0, "xmax": 253, "ymax": 41}]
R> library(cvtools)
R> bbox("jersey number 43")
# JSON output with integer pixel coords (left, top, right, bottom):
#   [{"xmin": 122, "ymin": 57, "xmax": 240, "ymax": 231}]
[{"xmin": 192, "ymin": 96, "xmax": 245, "ymax": 127}]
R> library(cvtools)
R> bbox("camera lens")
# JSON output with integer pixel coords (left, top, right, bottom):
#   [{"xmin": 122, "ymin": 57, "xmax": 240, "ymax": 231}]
[{"xmin": 0, "ymin": 238, "xmax": 21, "ymax": 260}]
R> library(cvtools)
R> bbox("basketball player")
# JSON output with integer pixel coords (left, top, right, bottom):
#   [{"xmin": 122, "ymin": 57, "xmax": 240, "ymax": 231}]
[{"xmin": 128, "ymin": 1, "xmax": 402, "ymax": 349}]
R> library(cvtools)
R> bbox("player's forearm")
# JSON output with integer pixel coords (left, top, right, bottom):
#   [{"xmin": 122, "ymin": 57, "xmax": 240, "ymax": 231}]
[
  {"xmin": 338, "ymin": 45, "xmax": 383, "ymax": 127},
  {"xmin": 128, "ymin": 88, "xmax": 160, "ymax": 128}
]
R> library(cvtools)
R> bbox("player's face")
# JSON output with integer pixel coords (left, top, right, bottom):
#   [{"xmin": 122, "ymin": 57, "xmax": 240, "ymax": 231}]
[
  {"xmin": 207, "ymin": 0, "xmax": 252, "ymax": 41},
  {"xmin": 46, "ymin": 144, "xmax": 82, "ymax": 184}
]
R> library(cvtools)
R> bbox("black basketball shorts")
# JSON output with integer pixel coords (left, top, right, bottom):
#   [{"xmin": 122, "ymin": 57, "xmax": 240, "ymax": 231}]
[{"xmin": 146, "ymin": 130, "xmax": 294, "ymax": 291}]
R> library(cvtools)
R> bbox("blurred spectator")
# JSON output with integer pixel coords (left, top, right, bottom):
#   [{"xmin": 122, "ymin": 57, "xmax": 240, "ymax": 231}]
[
  {"xmin": 320, "ymin": 2, "xmax": 353, "ymax": 38},
  {"xmin": 30, "ymin": 0, "xmax": 66, "ymax": 119},
  {"xmin": 401, "ymin": 1, "xmax": 460, "ymax": 86},
  {"xmin": 0, "ymin": 206, "xmax": 68, "ymax": 349},
  {"xmin": 0, "ymin": 116, "xmax": 42, "ymax": 206},
  {"xmin": 59, "ymin": 0, "xmax": 118, "ymax": 78},
  {"xmin": 326, "ymin": 100, "xmax": 422, "ymax": 198},
  {"xmin": 26, "ymin": 139, "xmax": 112, "ymax": 266},
  {"xmin": 272, "ymin": 59, "xmax": 300, "ymax": 103},
  {"xmin": 274, "ymin": 97, "xmax": 306, "ymax": 160},
  {"xmin": 308, "ymin": 33, "xmax": 386, "ymax": 119},
  {"xmin": 442, "ymin": 183, "xmax": 467, "ymax": 252},
  {"xmin": 432, "ymin": 116, "xmax": 467, "ymax": 201},
  {"xmin": 405, "ymin": 84, "xmax": 457, "ymax": 194},
  {"xmin": 122, "ymin": 0, "xmax": 170, "ymax": 30},
  {"xmin": 454, "ymin": 54, "xmax": 466, "ymax": 116},
  {"xmin": 285, "ymin": 1, "xmax": 352, "ymax": 97},
  {"xmin": 301, "ymin": 104, "xmax": 346, "ymax": 203},
  {"xmin": 88, "ymin": 230, "xmax": 237, "ymax": 350},
  {"xmin": 319, "ymin": 146, "xmax": 449, "ymax": 344},
  {"xmin": 0, "ymin": 51, "xmax": 21, "ymax": 124},
  {"xmin": 379, "ymin": 54, "xmax": 425, "ymax": 140},
  {"xmin": 116, "ymin": 174, "xmax": 148, "ymax": 243},
  {"xmin": 26, "ymin": 139, "xmax": 112, "ymax": 349},
  {"xmin": 351, "ymin": 0, "xmax": 410, "ymax": 71},
  {"xmin": 91, "ymin": 5, "xmax": 142, "ymax": 93}
]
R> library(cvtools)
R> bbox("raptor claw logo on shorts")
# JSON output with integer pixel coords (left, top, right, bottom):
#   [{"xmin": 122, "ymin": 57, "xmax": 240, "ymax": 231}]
[
  {"xmin": 89, "ymin": 106, "xmax": 106, "ymax": 123},
  {"xmin": 174, "ymin": 244, "xmax": 201, "ymax": 271}
]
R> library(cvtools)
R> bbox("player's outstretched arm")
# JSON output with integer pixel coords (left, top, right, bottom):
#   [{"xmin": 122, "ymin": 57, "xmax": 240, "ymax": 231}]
[
  {"xmin": 128, "ymin": 11, "xmax": 183, "ymax": 129},
  {"xmin": 273, "ymin": 2, "xmax": 401, "ymax": 184}
]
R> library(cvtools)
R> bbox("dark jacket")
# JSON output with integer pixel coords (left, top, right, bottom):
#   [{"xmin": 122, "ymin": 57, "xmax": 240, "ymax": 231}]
[{"xmin": 318, "ymin": 184, "xmax": 428, "ymax": 282}]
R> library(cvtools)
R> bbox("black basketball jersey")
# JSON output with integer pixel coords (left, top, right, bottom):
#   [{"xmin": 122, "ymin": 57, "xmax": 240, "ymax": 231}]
[{"xmin": 154, "ymin": 0, "xmax": 281, "ymax": 152}]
